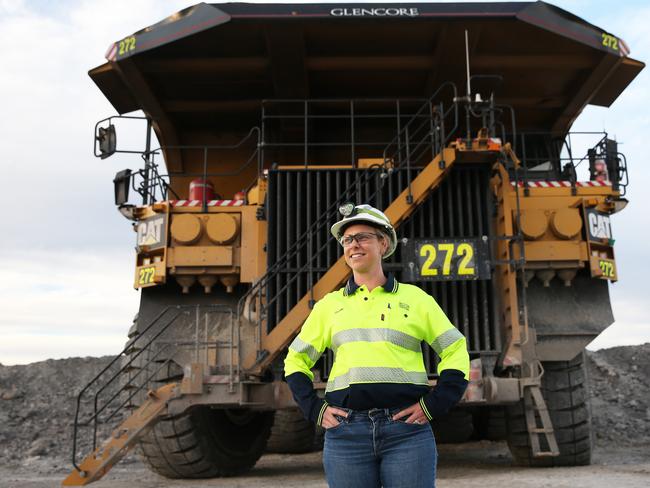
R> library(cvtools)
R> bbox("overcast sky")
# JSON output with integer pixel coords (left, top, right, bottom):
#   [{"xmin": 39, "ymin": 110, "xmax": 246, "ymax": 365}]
[{"xmin": 1, "ymin": 0, "xmax": 648, "ymax": 365}]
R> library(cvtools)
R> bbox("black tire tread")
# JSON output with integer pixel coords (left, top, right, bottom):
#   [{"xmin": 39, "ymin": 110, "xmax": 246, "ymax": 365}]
[
  {"xmin": 505, "ymin": 352, "xmax": 593, "ymax": 467},
  {"xmin": 266, "ymin": 408, "xmax": 317, "ymax": 454}
]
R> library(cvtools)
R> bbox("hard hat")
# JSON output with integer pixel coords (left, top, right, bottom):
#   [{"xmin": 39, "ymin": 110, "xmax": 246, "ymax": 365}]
[{"xmin": 330, "ymin": 203, "xmax": 398, "ymax": 258}]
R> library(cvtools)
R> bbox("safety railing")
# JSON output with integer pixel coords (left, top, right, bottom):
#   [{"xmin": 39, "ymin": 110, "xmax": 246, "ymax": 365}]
[
  {"xmin": 94, "ymin": 116, "xmax": 261, "ymax": 209},
  {"xmin": 238, "ymin": 82, "xmax": 460, "ymax": 360},
  {"xmin": 511, "ymin": 131, "xmax": 627, "ymax": 196},
  {"xmin": 70, "ymin": 304, "xmax": 236, "ymax": 474}
]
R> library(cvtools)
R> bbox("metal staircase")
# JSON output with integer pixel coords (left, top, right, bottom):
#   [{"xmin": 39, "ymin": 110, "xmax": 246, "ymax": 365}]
[
  {"xmin": 240, "ymin": 83, "xmax": 461, "ymax": 374},
  {"xmin": 63, "ymin": 305, "xmax": 238, "ymax": 485}
]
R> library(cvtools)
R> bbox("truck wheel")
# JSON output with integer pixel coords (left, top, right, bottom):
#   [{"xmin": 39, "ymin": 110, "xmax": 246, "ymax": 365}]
[
  {"xmin": 473, "ymin": 406, "xmax": 507, "ymax": 441},
  {"xmin": 505, "ymin": 352, "xmax": 592, "ymax": 466},
  {"xmin": 431, "ymin": 408, "xmax": 474, "ymax": 443},
  {"xmin": 266, "ymin": 408, "xmax": 319, "ymax": 453},
  {"xmin": 139, "ymin": 407, "xmax": 274, "ymax": 478}
]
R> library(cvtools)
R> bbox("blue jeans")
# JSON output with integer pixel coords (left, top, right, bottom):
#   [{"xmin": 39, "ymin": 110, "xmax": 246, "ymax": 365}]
[{"xmin": 323, "ymin": 408, "xmax": 437, "ymax": 488}]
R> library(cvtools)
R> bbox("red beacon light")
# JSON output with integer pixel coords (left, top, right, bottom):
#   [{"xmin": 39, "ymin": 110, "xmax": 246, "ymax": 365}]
[
  {"xmin": 189, "ymin": 178, "xmax": 215, "ymax": 201},
  {"xmin": 593, "ymin": 160, "xmax": 608, "ymax": 182}
]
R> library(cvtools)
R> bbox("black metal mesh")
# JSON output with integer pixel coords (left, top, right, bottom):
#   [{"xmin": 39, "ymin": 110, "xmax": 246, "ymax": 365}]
[{"xmin": 267, "ymin": 165, "xmax": 500, "ymax": 376}]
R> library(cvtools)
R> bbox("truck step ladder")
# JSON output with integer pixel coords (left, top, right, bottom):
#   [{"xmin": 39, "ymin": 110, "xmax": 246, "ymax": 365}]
[
  {"xmin": 62, "ymin": 383, "xmax": 178, "ymax": 486},
  {"xmin": 523, "ymin": 383, "xmax": 560, "ymax": 458}
]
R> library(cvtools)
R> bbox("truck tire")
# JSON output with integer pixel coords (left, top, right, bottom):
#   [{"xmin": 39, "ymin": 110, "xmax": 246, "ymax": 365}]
[
  {"xmin": 266, "ymin": 408, "xmax": 319, "ymax": 453},
  {"xmin": 473, "ymin": 406, "xmax": 507, "ymax": 441},
  {"xmin": 122, "ymin": 329, "xmax": 274, "ymax": 479},
  {"xmin": 139, "ymin": 407, "xmax": 274, "ymax": 478},
  {"xmin": 505, "ymin": 352, "xmax": 592, "ymax": 466},
  {"xmin": 431, "ymin": 408, "xmax": 474, "ymax": 443}
]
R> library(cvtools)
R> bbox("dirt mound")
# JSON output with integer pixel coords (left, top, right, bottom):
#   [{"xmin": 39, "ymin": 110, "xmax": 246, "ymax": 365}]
[
  {"xmin": 586, "ymin": 343, "xmax": 650, "ymax": 444},
  {"xmin": 0, "ymin": 356, "xmax": 122, "ymax": 469},
  {"xmin": 0, "ymin": 345, "xmax": 648, "ymax": 469}
]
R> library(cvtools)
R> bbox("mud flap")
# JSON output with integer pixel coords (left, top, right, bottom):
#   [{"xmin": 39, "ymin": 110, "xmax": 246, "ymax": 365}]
[{"xmin": 526, "ymin": 270, "xmax": 613, "ymax": 361}]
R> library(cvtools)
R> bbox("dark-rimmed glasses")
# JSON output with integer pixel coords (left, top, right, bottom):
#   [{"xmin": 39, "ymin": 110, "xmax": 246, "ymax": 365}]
[{"xmin": 340, "ymin": 232, "xmax": 383, "ymax": 247}]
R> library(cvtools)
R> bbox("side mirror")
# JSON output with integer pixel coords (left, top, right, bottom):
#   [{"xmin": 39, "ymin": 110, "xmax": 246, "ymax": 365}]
[
  {"xmin": 113, "ymin": 169, "xmax": 132, "ymax": 206},
  {"xmin": 97, "ymin": 124, "xmax": 117, "ymax": 159}
]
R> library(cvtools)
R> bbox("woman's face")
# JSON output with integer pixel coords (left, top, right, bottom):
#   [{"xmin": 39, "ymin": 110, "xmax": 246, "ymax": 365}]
[{"xmin": 341, "ymin": 223, "xmax": 389, "ymax": 273}]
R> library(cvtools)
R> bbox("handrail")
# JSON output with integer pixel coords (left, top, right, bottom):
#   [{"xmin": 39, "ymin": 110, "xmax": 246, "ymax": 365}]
[
  {"xmin": 70, "ymin": 304, "xmax": 232, "ymax": 474},
  {"xmin": 70, "ymin": 306, "xmax": 185, "ymax": 473},
  {"xmin": 238, "ymin": 82, "xmax": 460, "ymax": 351}
]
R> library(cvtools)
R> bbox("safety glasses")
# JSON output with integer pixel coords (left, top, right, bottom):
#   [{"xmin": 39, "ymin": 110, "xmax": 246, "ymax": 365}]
[{"xmin": 340, "ymin": 232, "xmax": 384, "ymax": 247}]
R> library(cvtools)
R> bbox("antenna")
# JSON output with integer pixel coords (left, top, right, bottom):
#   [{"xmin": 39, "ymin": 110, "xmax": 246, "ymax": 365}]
[
  {"xmin": 465, "ymin": 29, "xmax": 471, "ymax": 98},
  {"xmin": 464, "ymin": 29, "xmax": 472, "ymax": 144}
]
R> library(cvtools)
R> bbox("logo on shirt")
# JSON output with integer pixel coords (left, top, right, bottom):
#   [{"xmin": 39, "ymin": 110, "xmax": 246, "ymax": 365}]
[{"xmin": 399, "ymin": 302, "xmax": 410, "ymax": 311}]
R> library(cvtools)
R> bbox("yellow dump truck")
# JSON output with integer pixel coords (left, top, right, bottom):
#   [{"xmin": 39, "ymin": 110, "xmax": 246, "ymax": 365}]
[{"xmin": 64, "ymin": 2, "xmax": 644, "ymax": 485}]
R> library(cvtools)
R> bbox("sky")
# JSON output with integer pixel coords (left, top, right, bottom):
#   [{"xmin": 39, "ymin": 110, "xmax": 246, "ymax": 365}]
[{"xmin": 0, "ymin": 0, "xmax": 648, "ymax": 365}]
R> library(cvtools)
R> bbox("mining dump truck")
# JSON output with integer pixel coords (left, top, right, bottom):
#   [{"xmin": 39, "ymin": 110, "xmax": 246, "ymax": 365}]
[{"xmin": 63, "ymin": 2, "xmax": 644, "ymax": 485}]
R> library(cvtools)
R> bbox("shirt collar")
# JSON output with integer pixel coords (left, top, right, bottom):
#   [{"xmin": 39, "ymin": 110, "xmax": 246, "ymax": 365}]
[{"xmin": 343, "ymin": 273, "xmax": 399, "ymax": 296}]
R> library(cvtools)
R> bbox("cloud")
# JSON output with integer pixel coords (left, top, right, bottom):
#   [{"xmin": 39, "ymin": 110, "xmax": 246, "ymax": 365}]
[
  {"xmin": 0, "ymin": 249, "xmax": 139, "ymax": 364},
  {"xmin": 588, "ymin": 297, "xmax": 650, "ymax": 350}
]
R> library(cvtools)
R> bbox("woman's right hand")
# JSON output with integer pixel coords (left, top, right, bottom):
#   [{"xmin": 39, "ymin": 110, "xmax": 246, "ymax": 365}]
[{"xmin": 321, "ymin": 406, "xmax": 349, "ymax": 429}]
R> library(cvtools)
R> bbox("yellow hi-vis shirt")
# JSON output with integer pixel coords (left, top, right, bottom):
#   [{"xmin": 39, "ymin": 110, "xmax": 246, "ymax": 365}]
[{"xmin": 284, "ymin": 275, "xmax": 470, "ymax": 425}]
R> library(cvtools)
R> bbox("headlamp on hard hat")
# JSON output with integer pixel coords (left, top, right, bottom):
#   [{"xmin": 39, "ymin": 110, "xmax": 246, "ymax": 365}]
[{"xmin": 338, "ymin": 202, "xmax": 356, "ymax": 217}]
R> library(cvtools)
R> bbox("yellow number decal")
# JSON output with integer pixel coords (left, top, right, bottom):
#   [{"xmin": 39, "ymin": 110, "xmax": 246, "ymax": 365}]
[
  {"xmin": 457, "ymin": 243, "xmax": 475, "ymax": 275},
  {"xmin": 601, "ymin": 33, "xmax": 619, "ymax": 51},
  {"xmin": 420, "ymin": 244, "xmax": 438, "ymax": 276},
  {"xmin": 438, "ymin": 243, "xmax": 455, "ymax": 275},
  {"xmin": 599, "ymin": 260, "xmax": 615, "ymax": 278},
  {"xmin": 138, "ymin": 266, "xmax": 156, "ymax": 285},
  {"xmin": 118, "ymin": 36, "xmax": 137, "ymax": 57}
]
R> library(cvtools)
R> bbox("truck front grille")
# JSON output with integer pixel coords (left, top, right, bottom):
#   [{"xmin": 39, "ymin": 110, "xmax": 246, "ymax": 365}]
[{"xmin": 266, "ymin": 165, "xmax": 500, "ymax": 375}]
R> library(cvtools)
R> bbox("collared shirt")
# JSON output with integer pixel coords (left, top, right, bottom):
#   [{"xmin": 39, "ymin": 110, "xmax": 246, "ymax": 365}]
[{"xmin": 284, "ymin": 274, "xmax": 469, "ymax": 425}]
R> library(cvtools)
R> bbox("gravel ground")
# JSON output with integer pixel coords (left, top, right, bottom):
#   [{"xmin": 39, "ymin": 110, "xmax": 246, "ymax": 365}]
[
  {"xmin": 0, "ymin": 345, "xmax": 649, "ymax": 487},
  {"xmin": 0, "ymin": 441, "xmax": 648, "ymax": 488}
]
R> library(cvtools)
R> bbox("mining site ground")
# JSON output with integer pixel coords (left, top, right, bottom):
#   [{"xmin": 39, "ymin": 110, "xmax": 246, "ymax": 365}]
[
  {"xmin": 1, "ymin": 441, "xmax": 648, "ymax": 488},
  {"xmin": 1, "ymin": 345, "xmax": 649, "ymax": 487}
]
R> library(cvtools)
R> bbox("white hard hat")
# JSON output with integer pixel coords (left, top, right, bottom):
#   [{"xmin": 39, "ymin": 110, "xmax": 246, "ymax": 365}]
[{"xmin": 330, "ymin": 203, "xmax": 398, "ymax": 259}]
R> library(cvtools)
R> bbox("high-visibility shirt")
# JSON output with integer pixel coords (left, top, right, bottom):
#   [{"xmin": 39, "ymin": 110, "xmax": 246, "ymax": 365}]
[{"xmin": 284, "ymin": 274, "xmax": 470, "ymax": 425}]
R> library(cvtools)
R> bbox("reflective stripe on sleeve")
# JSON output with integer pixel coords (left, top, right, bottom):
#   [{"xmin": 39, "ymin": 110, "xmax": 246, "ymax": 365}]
[
  {"xmin": 430, "ymin": 328, "xmax": 464, "ymax": 355},
  {"xmin": 289, "ymin": 336, "xmax": 321, "ymax": 363},
  {"xmin": 326, "ymin": 367, "xmax": 429, "ymax": 392},
  {"xmin": 332, "ymin": 328, "xmax": 422, "ymax": 353},
  {"xmin": 419, "ymin": 397, "xmax": 433, "ymax": 421}
]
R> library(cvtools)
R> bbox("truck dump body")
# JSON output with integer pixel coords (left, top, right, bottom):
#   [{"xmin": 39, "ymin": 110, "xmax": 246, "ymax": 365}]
[{"xmin": 91, "ymin": 2, "xmax": 643, "ymax": 143}]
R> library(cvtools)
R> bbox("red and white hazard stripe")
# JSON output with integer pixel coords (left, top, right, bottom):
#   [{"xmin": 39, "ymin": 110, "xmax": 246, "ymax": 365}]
[
  {"xmin": 619, "ymin": 38, "xmax": 631, "ymax": 57},
  {"xmin": 170, "ymin": 200, "xmax": 245, "ymax": 207},
  {"xmin": 105, "ymin": 43, "xmax": 117, "ymax": 62},
  {"xmin": 511, "ymin": 180, "xmax": 612, "ymax": 188}
]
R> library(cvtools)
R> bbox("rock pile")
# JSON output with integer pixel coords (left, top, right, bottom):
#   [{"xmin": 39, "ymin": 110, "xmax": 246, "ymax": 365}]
[
  {"xmin": 0, "ymin": 345, "xmax": 648, "ymax": 469},
  {"xmin": 586, "ymin": 343, "xmax": 650, "ymax": 444},
  {"xmin": 0, "ymin": 356, "xmax": 122, "ymax": 468}
]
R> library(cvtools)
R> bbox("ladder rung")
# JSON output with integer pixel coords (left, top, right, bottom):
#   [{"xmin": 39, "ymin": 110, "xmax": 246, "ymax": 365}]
[{"xmin": 534, "ymin": 451, "xmax": 560, "ymax": 458}]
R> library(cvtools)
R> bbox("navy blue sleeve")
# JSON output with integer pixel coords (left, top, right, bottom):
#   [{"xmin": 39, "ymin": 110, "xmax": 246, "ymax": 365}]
[
  {"xmin": 420, "ymin": 369, "xmax": 468, "ymax": 420},
  {"xmin": 285, "ymin": 372, "xmax": 328, "ymax": 425}
]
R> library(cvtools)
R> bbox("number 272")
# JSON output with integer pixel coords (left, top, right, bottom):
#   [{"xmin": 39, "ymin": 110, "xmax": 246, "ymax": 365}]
[
  {"xmin": 419, "ymin": 243, "xmax": 475, "ymax": 276},
  {"xmin": 119, "ymin": 36, "xmax": 136, "ymax": 56}
]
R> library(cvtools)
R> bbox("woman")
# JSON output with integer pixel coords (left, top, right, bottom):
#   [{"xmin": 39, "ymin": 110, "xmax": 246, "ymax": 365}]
[{"xmin": 284, "ymin": 203, "xmax": 470, "ymax": 487}]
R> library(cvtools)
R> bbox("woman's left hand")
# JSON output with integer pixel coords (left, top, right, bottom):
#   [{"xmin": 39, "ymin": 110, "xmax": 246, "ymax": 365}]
[{"xmin": 392, "ymin": 402, "xmax": 428, "ymax": 425}]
